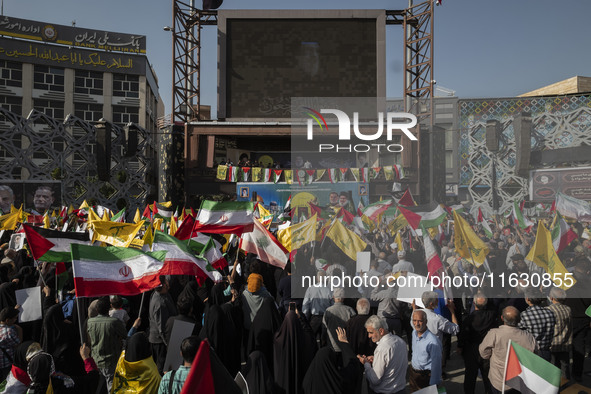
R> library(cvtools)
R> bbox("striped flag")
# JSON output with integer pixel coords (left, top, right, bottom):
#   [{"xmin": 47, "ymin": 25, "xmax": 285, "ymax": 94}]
[
  {"xmin": 188, "ymin": 234, "xmax": 228, "ymax": 270},
  {"xmin": 23, "ymin": 224, "xmax": 91, "ymax": 262},
  {"xmin": 152, "ymin": 231, "xmax": 219, "ymax": 283},
  {"xmin": 241, "ymin": 219, "xmax": 288, "ymax": 268},
  {"xmin": 512, "ymin": 201, "xmax": 534, "ymax": 229},
  {"xmin": 71, "ymin": 243, "xmax": 168, "ymax": 297},
  {"xmin": 551, "ymin": 212, "xmax": 577, "ymax": 253},
  {"xmin": 504, "ymin": 340, "xmax": 560, "ymax": 394},
  {"xmin": 362, "ymin": 200, "xmax": 393, "ymax": 221},
  {"xmin": 194, "ymin": 200, "xmax": 254, "ymax": 235}
]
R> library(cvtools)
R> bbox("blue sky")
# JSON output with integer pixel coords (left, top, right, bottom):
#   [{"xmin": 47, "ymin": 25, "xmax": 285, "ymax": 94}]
[{"xmin": 6, "ymin": 0, "xmax": 591, "ymax": 118}]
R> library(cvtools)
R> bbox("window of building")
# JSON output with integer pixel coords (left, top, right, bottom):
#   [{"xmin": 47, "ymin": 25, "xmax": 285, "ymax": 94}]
[
  {"xmin": 0, "ymin": 95, "xmax": 22, "ymax": 114},
  {"xmin": 33, "ymin": 99, "xmax": 65, "ymax": 121},
  {"xmin": 74, "ymin": 103, "xmax": 103, "ymax": 122},
  {"xmin": 33, "ymin": 66, "xmax": 65, "ymax": 92},
  {"xmin": 74, "ymin": 70, "xmax": 103, "ymax": 95},
  {"xmin": 113, "ymin": 105, "xmax": 139, "ymax": 124},
  {"xmin": 445, "ymin": 151, "xmax": 454, "ymax": 168},
  {"xmin": 0, "ymin": 61, "xmax": 22, "ymax": 88},
  {"xmin": 112, "ymin": 74, "xmax": 139, "ymax": 98},
  {"xmin": 445, "ymin": 129, "xmax": 454, "ymax": 150}
]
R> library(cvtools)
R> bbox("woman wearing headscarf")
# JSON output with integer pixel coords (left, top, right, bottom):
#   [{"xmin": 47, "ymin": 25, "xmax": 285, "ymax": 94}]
[
  {"xmin": 247, "ymin": 297, "xmax": 282, "ymax": 374},
  {"xmin": 200, "ymin": 303, "xmax": 240, "ymax": 377},
  {"xmin": 302, "ymin": 343, "xmax": 362, "ymax": 394},
  {"xmin": 242, "ymin": 350, "xmax": 275, "ymax": 394},
  {"xmin": 40, "ymin": 304, "xmax": 84, "ymax": 378},
  {"xmin": 111, "ymin": 332, "xmax": 160, "ymax": 394},
  {"xmin": 273, "ymin": 311, "xmax": 317, "ymax": 394},
  {"xmin": 1, "ymin": 340, "xmax": 34, "ymax": 393}
]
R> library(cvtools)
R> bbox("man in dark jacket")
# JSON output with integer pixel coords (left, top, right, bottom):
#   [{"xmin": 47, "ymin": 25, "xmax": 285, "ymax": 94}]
[{"xmin": 457, "ymin": 292, "xmax": 498, "ymax": 394}]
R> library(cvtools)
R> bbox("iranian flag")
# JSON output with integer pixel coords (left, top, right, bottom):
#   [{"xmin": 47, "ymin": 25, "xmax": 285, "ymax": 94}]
[
  {"xmin": 504, "ymin": 340, "xmax": 560, "ymax": 394},
  {"xmin": 362, "ymin": 200, "xmax": 393, "ymax": 221},
  {"xmin": 23, "ymin": 224, "xmax": 90, "ymax": 262},
  {"xmin": 423, "ymin": 230, "xmax": 452, "ymax": 299},
  {"xmin": 241, "ymin": 219, "xmax": 288, "ymax": 268},
  {"xmin": 513, "ymin": 201, "xmax": 534, "ymax": 229},
  {"xmin": 152, "ymin": 231, "xmax": 220, "ymax": 283},
  {"xmin": 71, "ymin": 244, "xmax": 168, "ymax": 297},
  {"xmin": 194, "ymin": 200, "xmax": 255, "ymax": 235},
  {"xmin": 188, "ymin": 234, "xmax": 228, "ymax": 270},
  {"xmin": 551, "ymin": 212, "xmax": 578, "ymax": 254},
  {"xmin": 555, "ymin": 192, "xmax": 591, "ymax": 221}
]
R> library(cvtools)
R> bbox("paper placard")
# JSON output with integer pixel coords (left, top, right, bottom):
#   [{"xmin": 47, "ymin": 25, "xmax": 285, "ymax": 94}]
[
  {"xmin": 9, "ymin": 233, "xmax": 24, "ymax": 250},
  {"xmin": 163, "ymin": 319, "xmax": 195, "ymax": 372},
  {"xmin": 413, "ymin": 385, "xmax": 439, "ymax": 394},
  {"xmin": 15, "ymin": 286, "xmax": 42, "ymax": 322},
  {"xmin": 356, "ymin": 251, "xmax": 371, "ymax": 273},
  {"xmin": 396, "ymin": 273, "xmax": 432, "ymax": 308}
]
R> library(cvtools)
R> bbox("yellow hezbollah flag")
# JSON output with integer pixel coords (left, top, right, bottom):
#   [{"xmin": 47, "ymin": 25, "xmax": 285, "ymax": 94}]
[
  {"xmin": 91, "ymin": 220, "xmax": 144, "ymax": 248},
  {"xmin": 133, "ymin": 208, "xmax": 141, "ymax": 224},
  {"xmin": 278, "ymin": 214, "xmax": 317, "ymax": 252},
  {"xmin": 111, "ymin": 351, "xmax": 161, "ymax": 394},
  {"xmin": 216, "ymin": 164, "xmax": 228, "ymax": 180},
  {"xmin": 87, "ymin": 208, "xmax": 102, "ymax": 223},
  {"xmin": 453, "ymin": 210, "xmax": 489, "ymax": 267},
  {"xmin": 257, "ymin": 204, "xmax": 273, "ymax": 229},
  {"xmin": 79, "ymin": 200, "xmax": 90, "ymax": 210},
  {"xmin": 526, "ymin": 221, "xmax": 575, "ymax": 290},
  {"xmin": 325, "ymin": 219, "xmax": 367, "ymax": 260},
  {"xmin": 0, "ymin": 209, "xmax": 21, "ymax": 230},
  {"xmin": 169, "ymin": 216, "xmax": 178, "ymax": 236},
  {"xmin": 142, "ymin": 224, "xmax": 154, "ymax": 250},
  {"xmin": 159, "ymin": 201, "xmax": 172, "ymax": 208},
  {"xmin": 43, "ymin": 212, "xmax": 51, "ymax": 229},
  {"xmin": 394, "ymin": 231, "xmax": 404, "ymax": 251},
  {"xmin": 388, "ymin": 213, "xmax": 408, "ymax": 234}
]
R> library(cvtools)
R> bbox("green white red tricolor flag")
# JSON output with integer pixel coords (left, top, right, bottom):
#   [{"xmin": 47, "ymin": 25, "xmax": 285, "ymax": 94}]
[
  {"xmin": 362, "ymin": 200, "xmax": 393, "ymax": 221},
  {"xmin": 503, "ymin": 340, "xmax": 560, "ymax": 394},
  {"xmin": 512, "ymin": 201, "xmax": 534, "ymax": 229},
  {"xmin": 193, "ymin": 200, "xmax": 255, "ymax": 235},
  {"xmin": 551, "ymin": 211, "xmax": 577, "ymax": 254},
  {"xmin": 71, "ymin": 244, "xmax": 168, "ymax": 297}
]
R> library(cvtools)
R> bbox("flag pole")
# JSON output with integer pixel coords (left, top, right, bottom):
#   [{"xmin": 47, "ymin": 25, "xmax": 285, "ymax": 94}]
[
  {"xmin": 138, "ymin": 292, "xmax": 146, "ymax": 319},
  {"xmin": 501, "ymin": 339, "xmax": 511, "ymax": 393},
  {"xmin": 71, "ymin": 258, "xmax": 85, "ymax": 345}
]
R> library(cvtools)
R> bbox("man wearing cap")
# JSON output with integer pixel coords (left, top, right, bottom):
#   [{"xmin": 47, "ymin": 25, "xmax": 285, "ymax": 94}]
[
  {"xmin": 323, "ymin": 288, "xmax": 356, "ymax": 352},
  {"xmin": 391, "ymin": 250, "xmax": 414, "ymax": 274}
]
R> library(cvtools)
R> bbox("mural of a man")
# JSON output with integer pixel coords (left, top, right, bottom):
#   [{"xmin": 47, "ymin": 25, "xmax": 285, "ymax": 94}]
[
  {"xmin": 0, "ymin": 185, "xmax": 15, "ymax": 214},
  {"xmin": 32, "ymin": 185, "xmax": 55, "ymax": 214}
]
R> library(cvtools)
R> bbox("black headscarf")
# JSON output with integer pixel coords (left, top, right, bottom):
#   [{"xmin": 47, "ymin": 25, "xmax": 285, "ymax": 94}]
[
  {"xmin": 0, "ymin": 281, "xmax": 17, "ymax": 310},
  {"xmin": 273, "ymin": 311, "xmax": 317, "ymax": 394},
  {"xmin": 201, "ymin": 304, "xmax": 240, "ymax": 377},
  {"xmin": 41, "ymin": 304, "xmax": 67, "ymax": 355},
  {"xmin": 27, "ymin": 350, "xmax": 54, "ymax": 393},
  {"xmin": 14, "ymin": 340, "xmax": 35, "ymax": 371},
  {"xmin": 302, "ymin": 347, "xmax": 342, "ymax": 394},
  {"xmin": 125, "ymin": 332, "xmax": 152, "ymax": 362},
  {"xmin": 248, "ymin": 297, "xmax": 282, "ymax": 373},
  {"xmin": 242, "ymin": 350, "xmax": 275, "ymax": 394}
]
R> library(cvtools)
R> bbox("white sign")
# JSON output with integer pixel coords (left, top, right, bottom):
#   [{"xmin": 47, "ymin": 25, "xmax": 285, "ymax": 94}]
[
  {"xmin": 396, "ymin": 273, "xmax": 432, "ymax": 308},
  {"xmin": 163, "ymin": 319, "xmax": 195, "ymax": 372},
  {"xmin": 15, "ymin": 286, "xmax": 42, "ymax": 323},
  {"xmin": 356, "ymin": 251, "xmax": 371, "ymax": 273}
]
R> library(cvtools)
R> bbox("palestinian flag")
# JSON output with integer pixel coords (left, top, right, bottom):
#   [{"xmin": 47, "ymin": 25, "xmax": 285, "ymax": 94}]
[
  {"xmin": 152, "ymin": 231, "xmax": 219, "ymax": 283},
  {"xmin": 111, "ymin": 208, "xmax": 126, "ymax": 223},
  {"xmin": 551, "ymin": 212, "xmax": 578, "ymax": 253},
  {"xmin": 477, "ymin": 208, "xmax": 493, "ymax": 238},
  {"xmin": 397, "ymin": 189, "xmax": 416, "ymax": 206},
  {"xmin": 154, "ymin": 202, "xmax": 173, "ymax": 220},
  {"xmin": 362, "ymin": 200, "xmax": 393, "ymax": 221},
  {"xmin": 71, "ymin": 244, "xmax": 168, "ymax": 297},
  {"xmin": 504, "ymin": 340, "xmax": 560, "ymax": 394},
  {"xmin": 188, "ymin": 234, "xmax": 228, "ymax": 270},
  {"xmin": 194, "ymin": 201, "xmax": 255, "ymax": 235},
  {"xmin": 23, "ymin": 224, "xmax": 90, "ymax": 262},
  {"xmin": 241, "ymin": 219, "xmax": 288, "ymax": 268},
  {"xmin": 180, "ymin": 339, "xmax": 243, "ymax": 394},
  {"xmin": 406, "ymin": 202, "xmax": 448, "ymax": 229}
]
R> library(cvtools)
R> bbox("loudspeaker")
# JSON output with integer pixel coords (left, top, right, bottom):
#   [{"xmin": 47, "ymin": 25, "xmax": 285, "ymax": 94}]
[
  {"xmin": 124, "ymin": 123, "xmax": 138, "ymax": 157},
  {"xmin": 513, "ymin": 112, "xmax": 532, "ymax": 178},
  {"xmin": 485, "ymin": 120, "xmax": 500, "ymax": 152},
  {"xmin": 95, "ymin": 121, "xmax": 111, "ymax": 181}
]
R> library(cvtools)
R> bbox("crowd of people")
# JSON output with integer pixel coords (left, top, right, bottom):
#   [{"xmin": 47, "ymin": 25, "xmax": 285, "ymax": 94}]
[{"xmin": 0, "ymin": 210, "xmax": 589, "ymax": 394}]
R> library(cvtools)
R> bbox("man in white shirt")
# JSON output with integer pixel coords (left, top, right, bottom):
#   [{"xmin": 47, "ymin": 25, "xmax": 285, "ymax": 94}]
[
  {"xmin": 391, "ymin": 250, "xmax": 415, "ymax": 274},
  {"xmin": 343, "ymin": 315, "xmax": 407, "ymax": 394}
]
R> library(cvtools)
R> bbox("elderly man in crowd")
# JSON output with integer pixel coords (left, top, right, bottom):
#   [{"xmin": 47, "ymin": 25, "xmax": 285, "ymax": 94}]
[
  {"xmin": 409, "ymin": 309, "xmax": 442, "ymax": 392},
  {"xmin": 479, "ymin": 306, "xmax": 538, "ymax": 394},
  {"xmin": 356, "ymin": 315, "xmax": 407, "ymax": 394},
  {"xmin": 323, "ymin": 287, "xmax": 356, "ymax": 352}
]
